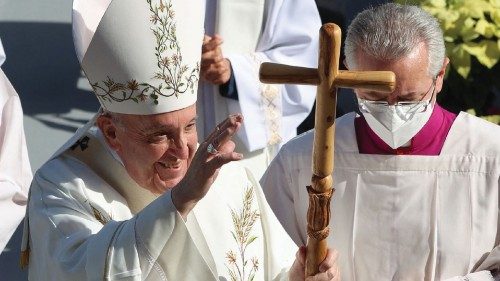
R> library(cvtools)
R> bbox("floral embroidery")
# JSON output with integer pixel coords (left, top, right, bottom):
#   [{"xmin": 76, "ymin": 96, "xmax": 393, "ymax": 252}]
[
  {"xmin": 91, "ymin": 0, "xmax": 200, "ymax": 105},
  {"xmin": 89, "ymin": 203, "xmax": 110, "ymax": 224},
  {"xmin": 225, "ymin": 186, "xmax": 260, "ymax": 281}
]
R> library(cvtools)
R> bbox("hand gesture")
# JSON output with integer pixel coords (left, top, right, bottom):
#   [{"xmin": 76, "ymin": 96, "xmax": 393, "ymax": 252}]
[
  {"xmin": 171, "ymin": 114, "xmax": 243, "ymax": 218},
  {"xmin": 201, "ymin": 34, "xmax": 232, "ymax": 85}
]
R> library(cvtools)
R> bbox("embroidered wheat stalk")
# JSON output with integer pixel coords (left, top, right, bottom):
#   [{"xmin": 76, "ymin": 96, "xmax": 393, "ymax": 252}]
[{"xmin": 226, "ymin": 186, "xmax": 260, "ymax": 281}]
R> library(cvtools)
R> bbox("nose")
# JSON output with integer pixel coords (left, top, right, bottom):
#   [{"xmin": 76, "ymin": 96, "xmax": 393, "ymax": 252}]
[
  {"xmin": 167, "ymin": 133, "xmax": 189, "ymax": 160},
  {"xmin": 386, "ymin": 93, "xmax": 399, "ymax": 105}
]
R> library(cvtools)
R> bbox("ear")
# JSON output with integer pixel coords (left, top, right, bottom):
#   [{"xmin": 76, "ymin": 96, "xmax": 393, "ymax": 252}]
[
  {"xmin": 434, "ymin": 57, "xmax": 450, "ymax": 94},
  {"xmin": 96, "ymin": 114, "xmax": 121, "ymax": 151}
]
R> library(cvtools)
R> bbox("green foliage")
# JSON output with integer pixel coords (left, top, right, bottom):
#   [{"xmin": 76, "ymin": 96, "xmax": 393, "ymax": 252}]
[{"xmin": 394, "ymin": 0, "xmax": 500, "ymax": 124}]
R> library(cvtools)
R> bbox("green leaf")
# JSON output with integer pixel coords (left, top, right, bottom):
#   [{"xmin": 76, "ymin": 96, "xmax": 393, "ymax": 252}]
[
  {"xmin": 230, "ymin": 231, "xmax": 237, "ymax": 243},
  {"xmin": 460, "ymin": 17, "xmax": 480, "ymax": 42},
  {"xmin": 491, "ymin": 8, "xmax": 500, "ymax": 26},
  {"xmin": 474, "ymin": 18, "xmax": 496, "ymax": 38},
  {"xmin": 449, "ymin": 43, "xmax": 472, "ymax": 78},
  {"xmin": 460, "ymin": 0, "xmax": 490, "ymax": 19},
  {"xmin": 246, "ymin": 236, "xmax": 258, "ymax": 246},
  {"xmin": 428, "ymin": 0, "xmax": 446, "ymax": 8},
  {"xmin": 462, "ymin": 40, "xmax": 500, "ymax": 68}
]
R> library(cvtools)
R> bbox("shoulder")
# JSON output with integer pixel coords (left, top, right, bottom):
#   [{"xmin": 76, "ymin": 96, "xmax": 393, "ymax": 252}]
[
  {"xmin": 278, "ymin": 112, "xmax": 356, "ymax": 161},
  {"xmin": 444, "ymin": 112, "xmax": 500, "ymax": 156},
  {"xmin": 32, "ymin": 154, "xmax": 127, "ymax": 215}
]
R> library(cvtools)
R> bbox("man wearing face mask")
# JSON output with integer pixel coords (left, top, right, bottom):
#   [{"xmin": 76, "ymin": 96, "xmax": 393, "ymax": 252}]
[{"xmin": 261, "ymin": 3, "xmax": 500, "ymax": 281}]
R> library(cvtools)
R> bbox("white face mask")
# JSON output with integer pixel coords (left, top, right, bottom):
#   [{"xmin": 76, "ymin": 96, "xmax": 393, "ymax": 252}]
[{"xmin": 358, "ymin": 98, "xmax": 434, "ymax": 149}]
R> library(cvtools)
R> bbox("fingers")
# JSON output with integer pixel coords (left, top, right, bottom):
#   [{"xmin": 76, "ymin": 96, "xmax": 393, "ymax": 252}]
[
  {"xmin": 200, "ymin": 114, "xmax": 243, "ymax": 162},
  {"xmin": 202, "ymin": 36, "xmax": 223, "ymax": 53},
  {"xmin": 200, "ymin": 36, "xmax": 231, "ymax": 85},
  {"xmin": 303, "ymin": 248, "xmax": 339, "ymax": 281},
  {"xmin": 201, "ymin": 59, "xmax": 231, "ymax": 85},
  {"xmin": 296, "ymin": 246, "xmax": 306, "ymax": 267},
  {"xmin": 319, "ymin": 249, "xmax": 339, "ymax": 273},
  {"xmin": 201, "ymin": 49, "xmax": 223, "ymax": 67},
  {"xmin": 207, "ymin": 142, "xmax": 243, "ymax": 170},
  {"xmin": 201, "ymin": 58, "xmax": 231, "ymax": 85},
  {"xmin": 204, "ymin": 114, "xmax": 243, "ymax": 144}
]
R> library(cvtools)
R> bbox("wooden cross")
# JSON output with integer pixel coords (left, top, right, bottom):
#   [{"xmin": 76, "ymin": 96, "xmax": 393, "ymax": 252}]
[{"xmin": 259, "ymin": 23, "xmax": 396, "ymax": 277}]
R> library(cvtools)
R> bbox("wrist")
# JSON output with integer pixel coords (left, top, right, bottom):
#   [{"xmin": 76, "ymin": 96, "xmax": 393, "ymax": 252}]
[{"xmin": 171, "ymin": 185, "xmax": 198, "ymax": 219}]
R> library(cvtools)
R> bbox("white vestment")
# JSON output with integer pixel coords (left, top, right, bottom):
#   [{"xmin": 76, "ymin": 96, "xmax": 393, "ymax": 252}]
[
  {"xmin": 26, "ymin": 126, "xmax": 297, "ymax": 280},
  {"xmin": 0, "ymin": 68, "xmax": 31, "ymax": 253},
  {"xmin": 261, "ymin": 112, "xmax": 500, "ymax": 281},
  {"xmin": 197, "ymin": 0, "xmax": 321, "ymax": 179}
]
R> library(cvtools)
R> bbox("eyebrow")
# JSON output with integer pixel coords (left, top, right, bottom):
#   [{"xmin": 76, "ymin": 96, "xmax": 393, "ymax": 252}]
[
  {"xmin": 398, "ymin": 92, "xmax": 420, "ymax": 100},
  {"xmin": 141, "ymin": 117, "xmax": 198, "ymax": 134}
]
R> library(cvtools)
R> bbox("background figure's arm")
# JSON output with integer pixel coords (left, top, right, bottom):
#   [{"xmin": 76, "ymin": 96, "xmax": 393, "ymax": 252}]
[
  {"xmin": 0, "ymin": 69, "xmax": 32, "ymax": 253},
  {"xmin": 260, "ymin": 147, "xmax": 306, "ymax": 246},
  {"xmin": 225, "ymin": 0, "xmax": 321, "ymax": 151}
]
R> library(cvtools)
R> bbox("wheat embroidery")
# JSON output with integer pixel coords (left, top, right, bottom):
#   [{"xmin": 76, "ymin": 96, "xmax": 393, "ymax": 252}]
[{"xmin": 225, "ymin": 186, "xmax": 260, "ymax": 281}]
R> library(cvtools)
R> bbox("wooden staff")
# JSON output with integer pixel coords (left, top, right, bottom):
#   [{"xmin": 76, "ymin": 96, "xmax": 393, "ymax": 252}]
[{"xmin": 259, "ymin": 23, "xmax": 395, "ymax": 277}]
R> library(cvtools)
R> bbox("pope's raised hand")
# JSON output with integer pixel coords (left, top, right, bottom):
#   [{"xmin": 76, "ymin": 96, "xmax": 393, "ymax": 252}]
[{"xmin": 171, "ymin": 114, "xmax": 243, "ymax": 218}]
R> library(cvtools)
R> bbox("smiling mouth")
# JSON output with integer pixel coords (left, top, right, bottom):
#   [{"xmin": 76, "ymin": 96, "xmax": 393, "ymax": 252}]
[{"xmin": 157, "ymin": 161, "xmax": 182, "ymax": 169}]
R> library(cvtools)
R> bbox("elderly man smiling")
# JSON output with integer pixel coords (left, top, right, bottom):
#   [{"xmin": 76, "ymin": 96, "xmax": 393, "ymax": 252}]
[{"xmin": 21, "ymin": 0, "xmax": 339, "ymax": 280}]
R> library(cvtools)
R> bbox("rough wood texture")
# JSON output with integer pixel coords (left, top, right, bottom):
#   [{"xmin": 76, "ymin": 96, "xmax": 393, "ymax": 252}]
[
  {"xmin": 257, "ymin": 22, "xmax": 396, "ymax": 278},
  {"xmin": 305, "ymin": 23, "xmax": 339, "ymax": 277},
  {"xmin": 259, "ymin": 63, "xmax": 320, "ymax": 85}
]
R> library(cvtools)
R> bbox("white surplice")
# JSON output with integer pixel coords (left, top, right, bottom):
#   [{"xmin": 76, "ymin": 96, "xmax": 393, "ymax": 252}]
[
  {"xmin": 0, "ymin": 68, "xmax": 31, "ymax": 253},
  {"xmin": 197, "ymin": 0, "xmax": 321, "ymax": 179},
  {"xmin": 25, "ymin": 125, "xmax": 297, "ymax": 280},
  {"xmin": 261, "ymin": 111, "xmax": 500, "ymax": 281}
]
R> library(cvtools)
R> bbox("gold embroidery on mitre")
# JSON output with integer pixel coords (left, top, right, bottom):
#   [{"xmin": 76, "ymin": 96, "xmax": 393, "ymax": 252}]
[
  {"xmin": 90, "ymin": 0, "xmax": 200, "ymax": 106},
  {"xmin": 225, "ymin": 186, "xmax": 260, "ymax": 281}
]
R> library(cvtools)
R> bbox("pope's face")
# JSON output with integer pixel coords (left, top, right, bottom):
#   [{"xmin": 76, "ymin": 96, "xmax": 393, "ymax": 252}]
[
  {"xmin": 351, "ymin": 42, "xmax": 447, "ymax": 104},
  {"xmin": 99, "ymin": 104, "xmax": 198, "ymax": 194}
]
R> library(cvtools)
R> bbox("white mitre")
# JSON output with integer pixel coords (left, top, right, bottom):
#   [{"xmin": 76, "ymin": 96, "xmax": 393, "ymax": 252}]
[{"xmin": 73, "ymin": 0, "xmax": 204, "ymax": 115}]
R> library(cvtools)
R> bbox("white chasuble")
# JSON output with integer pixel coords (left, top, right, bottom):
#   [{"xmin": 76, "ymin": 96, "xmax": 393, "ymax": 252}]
[
  {"xmin": 25, "ymin": 126, "xmax": 296, "ymax": 280},
  {"xmin": 197, "ymin": 0, "xmax": 321, "ymax": 179},
  {"xmin": 262, "ymin": 112, "xmax": 500, "ymax": 281}
]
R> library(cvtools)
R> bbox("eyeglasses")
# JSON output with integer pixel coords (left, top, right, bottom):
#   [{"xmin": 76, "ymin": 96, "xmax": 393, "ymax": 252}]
[{"xmin": 358, "ymin": 77, "xmax": 437, "ymax": 113}]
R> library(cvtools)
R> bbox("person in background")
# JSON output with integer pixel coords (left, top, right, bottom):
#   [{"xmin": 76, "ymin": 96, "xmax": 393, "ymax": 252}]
[
  {"xmin": 262, "ymin": 3, "xmax": 500, "ymax": 280},
  {"xmin": 0, "ymin": 37, "xmax": 32, "ymax": 254},
  {"xmin": 197, "ymin": 0, "xmax": 322, "ymax": 179}
]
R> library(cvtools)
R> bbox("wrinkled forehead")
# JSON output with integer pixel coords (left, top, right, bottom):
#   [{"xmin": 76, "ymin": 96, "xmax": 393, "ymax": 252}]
[{"xmin": 116, "ymin": 104, "xmax": 198, "ymax": 130}]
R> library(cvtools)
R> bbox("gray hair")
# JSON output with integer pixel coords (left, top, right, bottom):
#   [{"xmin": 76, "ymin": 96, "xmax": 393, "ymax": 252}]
[
  {"xmin": 344, "ymin": 3, "xmax": 445, "ymax": 77},
  {"xmin": 100, "ymin": 109, "xmax": 125, "ymax": 127}
]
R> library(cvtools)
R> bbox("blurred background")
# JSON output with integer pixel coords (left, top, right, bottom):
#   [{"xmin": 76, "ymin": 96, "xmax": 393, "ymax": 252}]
[{"xmin": 0, "ymin": 0, "xmax": 498, "ymax": 280}]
